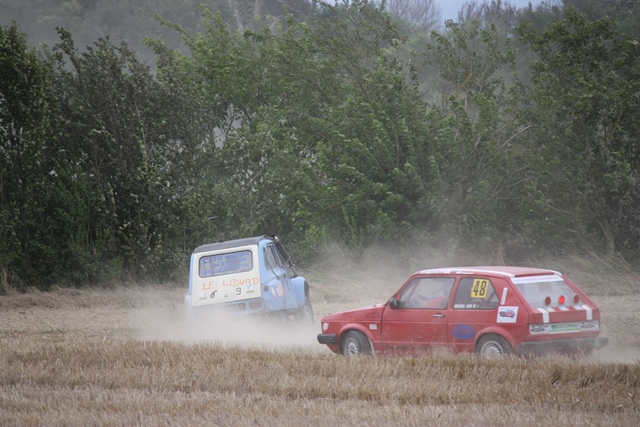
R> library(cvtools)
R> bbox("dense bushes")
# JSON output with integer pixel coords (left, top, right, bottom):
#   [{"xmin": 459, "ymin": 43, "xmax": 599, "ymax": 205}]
[{"xmin": 2, "ymin": 1, "xmax": 640, "ymax": 289}]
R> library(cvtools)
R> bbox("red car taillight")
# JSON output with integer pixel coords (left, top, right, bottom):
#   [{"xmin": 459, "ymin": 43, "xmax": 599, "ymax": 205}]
[{"xmin": 544, "ymin": 295, "xmax": 575, "ymax": 306}]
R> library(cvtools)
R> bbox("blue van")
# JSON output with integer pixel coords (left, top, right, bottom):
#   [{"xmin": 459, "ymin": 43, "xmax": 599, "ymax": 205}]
[{"xmin": 184, "ymin": 236, "xmax": 313, "ymax": 324}]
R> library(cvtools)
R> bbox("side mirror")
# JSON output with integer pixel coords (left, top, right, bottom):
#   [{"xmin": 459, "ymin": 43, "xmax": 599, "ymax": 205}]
[{"xmin": 389, "ymin": 297, "xmax": 399, "ymax": 309}]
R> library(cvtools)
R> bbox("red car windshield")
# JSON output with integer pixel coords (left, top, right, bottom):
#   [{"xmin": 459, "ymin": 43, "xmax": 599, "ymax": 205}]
[{"xmin": 513, "ymin": 276, "xmax": 576, "ymax": 308}]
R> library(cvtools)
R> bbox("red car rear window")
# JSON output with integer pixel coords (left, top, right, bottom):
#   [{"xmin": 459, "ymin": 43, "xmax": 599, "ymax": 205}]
[{"xmin": 513, "ymin": 276, "xmax": 576, "ymax": 309}]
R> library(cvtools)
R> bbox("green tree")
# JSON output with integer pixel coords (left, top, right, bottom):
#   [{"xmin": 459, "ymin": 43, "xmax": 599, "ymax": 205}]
[
  {"xmin": 259, "ymin": 1, "xmax": 439, "ymax": 249},
  {"xmin": 380, "ymin": 0, "xmax": 441, "ymax": 34},
  {"xmin": 1, "ymin": 22, "xmax": 100, "ymax": 289},
  {"xmin": 563, "ymin": 0, "xmax": 640, "ymax": 38},
  {"xmin": 422, "ymin": 16, "xmax": 539, "ymax": 258},
  {"xmin": 153, "ymin": 1, "xmax": 447, "ymax": 254},
  {"xmin": 518, "ymin": 8, "xmax": 640, "ymax": 258},
  {"xmin": 1, "ymin": 22, "xmax": 50, "ymax": 289},
  {"xmin": 50, "ymin": 29, "xmax": 222, "ymax": 281}
]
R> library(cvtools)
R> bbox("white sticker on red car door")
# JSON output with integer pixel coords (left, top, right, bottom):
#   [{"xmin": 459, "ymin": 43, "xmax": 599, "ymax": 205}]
[{"xmin": 497, "ymin": 306, "xmax": 519, "ymax": 323}]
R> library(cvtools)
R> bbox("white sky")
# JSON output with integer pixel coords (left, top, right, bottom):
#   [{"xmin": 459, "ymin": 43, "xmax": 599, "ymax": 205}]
[{"xmin": 438, "ymin": 0, "xmax": 546, "ymax": 21}]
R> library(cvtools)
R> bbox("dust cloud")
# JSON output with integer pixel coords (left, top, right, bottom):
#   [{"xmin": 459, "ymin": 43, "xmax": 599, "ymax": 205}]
[
  {"xmin": 589, "ymin": 344, "xmax": 640, "ymax": 364},
  {"xmin": 127, "ymin": 243, "xmax": 640, "ymax": 363},
  {"xmin": 132, "ymin": 305, "xmax": 329, "ymax": 354}
]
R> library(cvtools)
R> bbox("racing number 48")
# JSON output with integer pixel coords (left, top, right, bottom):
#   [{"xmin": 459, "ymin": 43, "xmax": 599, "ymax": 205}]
[{"xmin": 471, "ymin": 279, "xmax": 489, "ymax": 299}]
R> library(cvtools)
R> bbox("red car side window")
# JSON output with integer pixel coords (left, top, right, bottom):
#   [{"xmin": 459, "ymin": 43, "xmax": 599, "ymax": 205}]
[
  {"xmin": 453, "ymin": 277, "xmax": 499, "ymax": 309},
  {"xmin": 398, "ymin": 277, "xmax": 455, "ymax": 309}
]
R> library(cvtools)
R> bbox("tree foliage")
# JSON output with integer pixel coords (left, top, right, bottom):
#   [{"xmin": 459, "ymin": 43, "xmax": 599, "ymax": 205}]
[
  {"xmin": 381, "ymin": 0, "xmax": 441, "ymax": 33},
  {"xmin": 2, "ymin": 1, "xmax": 640, "ymax": 290},
  {"xmin": 518, "ymin": 7, "xmax": 640, "ymax": 257}
]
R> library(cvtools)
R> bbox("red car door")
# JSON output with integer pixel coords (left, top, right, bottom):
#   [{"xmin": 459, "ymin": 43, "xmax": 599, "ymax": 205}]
[
  {"xmin": 380, "ymin": 276, "xmax": 456, "ymax": 353},
  {"xmin": 447, "ymin": 276, "xmax": 502, "ymax": 352}
]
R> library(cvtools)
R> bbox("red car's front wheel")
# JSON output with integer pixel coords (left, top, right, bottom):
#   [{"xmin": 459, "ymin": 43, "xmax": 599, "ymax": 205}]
[{"xmin": 341, "ymin": 330, "xmax": 372, "ymax": 356}]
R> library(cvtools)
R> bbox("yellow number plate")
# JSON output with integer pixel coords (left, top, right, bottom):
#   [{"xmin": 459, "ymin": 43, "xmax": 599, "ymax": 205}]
[{"xmin": 470, "ymin": 279, "xmax": 489, "ymax": 299}]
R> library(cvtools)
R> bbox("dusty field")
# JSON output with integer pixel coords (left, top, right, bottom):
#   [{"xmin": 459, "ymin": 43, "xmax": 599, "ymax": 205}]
[{"xmin": 1, "ymin": 257, "xmax": 640, "ymax": 426}]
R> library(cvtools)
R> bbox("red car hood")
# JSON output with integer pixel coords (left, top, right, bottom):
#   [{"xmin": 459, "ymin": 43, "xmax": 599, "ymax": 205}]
[{"xmin": 321, "ymin": 303, "xmax": 386, "ymax": 323}]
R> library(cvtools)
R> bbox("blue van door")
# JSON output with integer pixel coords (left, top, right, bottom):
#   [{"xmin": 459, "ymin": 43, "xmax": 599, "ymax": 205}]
[{"xmin": 264, "ymin": 244, "xmax": 296, "ymax": 310}]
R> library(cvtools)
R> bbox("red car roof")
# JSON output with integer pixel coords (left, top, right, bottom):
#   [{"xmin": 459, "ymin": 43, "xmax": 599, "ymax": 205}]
[{"xmin": 416, "ymin": 266, "xmax": 561, "ymax": 278}]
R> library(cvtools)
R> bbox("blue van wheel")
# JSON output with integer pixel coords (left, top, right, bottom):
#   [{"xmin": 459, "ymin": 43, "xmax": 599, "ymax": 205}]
[{"xmin": 296, "ymin": 297, "xmax": 314, "ymax": 325}]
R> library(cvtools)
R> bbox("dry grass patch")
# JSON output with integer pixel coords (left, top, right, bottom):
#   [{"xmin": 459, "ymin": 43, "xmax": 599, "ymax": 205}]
[
  {"xmin": 2, "ymin": 338, "xmax": 640, "ymax": 426},
  {"xmin": 1, "ymin": 254, "xmax": 640, "ymax": 426}
]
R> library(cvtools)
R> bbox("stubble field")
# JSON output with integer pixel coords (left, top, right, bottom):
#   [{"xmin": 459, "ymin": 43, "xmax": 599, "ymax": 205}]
[{"xmin": 1, "ymin": 254, "xmax": 640, "ymax": 426}]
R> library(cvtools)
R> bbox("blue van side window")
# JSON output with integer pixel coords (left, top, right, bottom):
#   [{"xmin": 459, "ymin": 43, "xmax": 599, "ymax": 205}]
[{"xmin": 264, "ymin": 246, "xmax": 277, "ymax": 271}]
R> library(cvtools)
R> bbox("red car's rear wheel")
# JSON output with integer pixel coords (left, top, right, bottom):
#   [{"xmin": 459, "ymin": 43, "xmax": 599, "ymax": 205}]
[{"xmin": 476, "ymin": 334, "xmax": 512, "ymax": 357}]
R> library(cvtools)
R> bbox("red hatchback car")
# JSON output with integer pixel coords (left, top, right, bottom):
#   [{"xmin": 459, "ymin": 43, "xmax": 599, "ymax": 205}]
[{"xmin": 317, "ymin": 266, "xmax": 608, "ymax": 357}]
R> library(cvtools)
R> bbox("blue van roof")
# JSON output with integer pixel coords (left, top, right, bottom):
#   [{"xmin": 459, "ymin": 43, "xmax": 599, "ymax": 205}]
[{"xmin": 192, "ymin": 235, "xmax": 272, "ymax": 254}]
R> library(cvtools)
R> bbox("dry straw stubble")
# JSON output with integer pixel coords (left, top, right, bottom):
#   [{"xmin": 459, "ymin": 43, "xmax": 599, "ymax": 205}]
[{"xmin": 2, "ymin": 256, "xmax": 640, "ymax": 426}]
